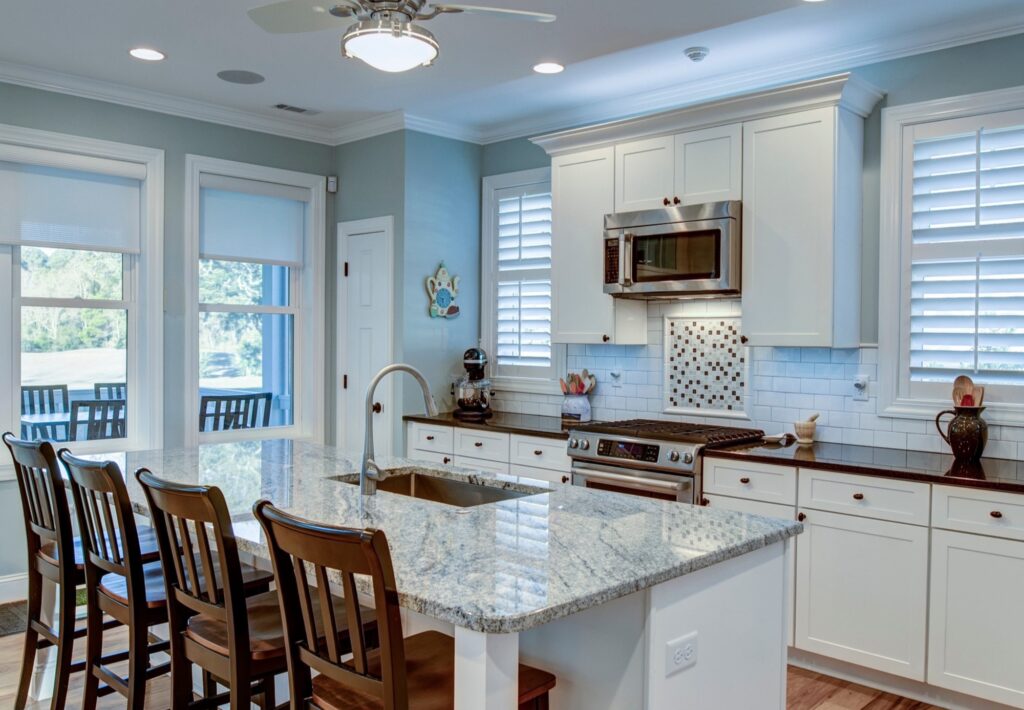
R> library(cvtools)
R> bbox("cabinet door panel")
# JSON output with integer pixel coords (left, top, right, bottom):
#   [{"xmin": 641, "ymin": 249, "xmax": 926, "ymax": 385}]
[
  {"xmin": 795, "ymin": 509, "xmax": 928, "ymax": 680},
  {"xmin": 551, "ymin": 148, "xmax": 616, "ymax": 343},
  {"xmin": 742, "ymin": 108, "xmax": 835, "ymax": 347},
  {"xmin": 928, "ymin": 530, "xmax": 1024, "ymax": 707},
  {"xmin": 614, "ymin": 136, "xmax": 674, "ymax": 212},
  {"xmin": 674, "ymin": 124, "xmax": 742, "ymax": 204}
]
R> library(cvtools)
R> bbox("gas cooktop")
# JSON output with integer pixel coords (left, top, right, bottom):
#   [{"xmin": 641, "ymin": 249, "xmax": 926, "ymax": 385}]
[{"xmin": 572, "ymin": 419, "xmax": 764, "ymax": 448}]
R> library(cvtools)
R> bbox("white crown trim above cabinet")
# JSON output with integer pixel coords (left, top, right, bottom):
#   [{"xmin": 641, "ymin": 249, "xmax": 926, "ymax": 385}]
[{"xmin": 537, "ymin": 73, "xmax": 881, "ymax": 348}]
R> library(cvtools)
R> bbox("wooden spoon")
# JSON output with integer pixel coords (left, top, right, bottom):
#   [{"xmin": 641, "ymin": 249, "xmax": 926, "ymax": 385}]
[
  {"xmin": 974, "ymin": 385, "xmax": 985, "ymax": 406},
  {"xmin": 952, "ymin": 375, "xmax": 974, "ymax": 405}
]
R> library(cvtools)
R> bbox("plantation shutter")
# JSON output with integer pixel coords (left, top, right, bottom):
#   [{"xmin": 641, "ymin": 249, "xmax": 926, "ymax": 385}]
[
  {"xmin": 495, "ymin": 190, "xmax": 553, "ymax": 369},
  {"xmin": 909, "ymin": 123, "xmax": 1024, "ymax": 386}
]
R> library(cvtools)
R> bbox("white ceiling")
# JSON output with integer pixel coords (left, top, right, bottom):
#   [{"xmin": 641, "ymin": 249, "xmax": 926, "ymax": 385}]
[{"xmin": 2, "ymin": 0, "xmax": 1024, "ymax": 144}]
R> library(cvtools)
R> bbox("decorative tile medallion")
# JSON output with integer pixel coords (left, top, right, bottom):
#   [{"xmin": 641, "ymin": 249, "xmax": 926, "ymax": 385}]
[{"xmin": 664, "ymin": 316, "xmax": 748, "ymax": 417}]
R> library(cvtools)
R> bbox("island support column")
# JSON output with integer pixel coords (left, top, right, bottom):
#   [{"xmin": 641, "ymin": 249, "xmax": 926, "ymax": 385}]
[{"xmin": 454, "ymin": 627, "xmax": 520, "ymax": 709}]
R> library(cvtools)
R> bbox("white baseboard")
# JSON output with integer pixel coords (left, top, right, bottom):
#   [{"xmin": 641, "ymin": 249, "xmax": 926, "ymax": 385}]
[
  {"xmin": 0, "ymin": 573, "xmax": 27, "ymax": 604},
  {"xmin": 789, "ymin": 648, "xmax": 1018, "ymax": 710}
]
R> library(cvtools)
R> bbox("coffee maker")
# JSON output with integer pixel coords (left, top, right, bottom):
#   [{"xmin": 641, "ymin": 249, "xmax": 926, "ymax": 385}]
[{"xmin": 454, "ymin": 347, "xmax": 492, "ymax": 420}]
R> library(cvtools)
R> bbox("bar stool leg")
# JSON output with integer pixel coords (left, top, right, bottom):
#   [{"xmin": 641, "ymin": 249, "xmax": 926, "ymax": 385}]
[
  {"xmin": 81, "ymin": 585, "xmax": 103, "ymax": 710},
  {"xmin": 126, "ymin": 618, "xmax": 149, "ymax": 710},
  {"xmin": 14, "ymin": 569, "xmax": 43, "ymax": 709},
  {"xmin": 49, "ymin": 581, "xmax": 77, "ymax": 710}
]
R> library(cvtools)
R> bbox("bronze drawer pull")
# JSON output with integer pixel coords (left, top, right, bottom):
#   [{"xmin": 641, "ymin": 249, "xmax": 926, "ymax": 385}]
[
  {"xmin": 740, "ymin": 477, "xmax": 751, "ymax": 484},
  {"xmin": 991, "ymin": 511, "xmax": 1004, "ymax": 519},
  {"xmin": 797, "ymin": 512, "xmax": 807, "ymax": 522},
  {"xmin": 443, "ymin": 457, "xmax": 451, "ymax": 464},
  {"xmin": 663, "ymin": 197, "xmax": 671, "ymax": 206},
  {"xmin": 853, "ymin": 493, "xmax": 865, "ymax": 500},
  {"xmin": 534, "ymin": 450, "xmax": 543, "ymax": 456},
  {"xmin": 561, "ymin": 475, "xmax": 569, "ymax": 484},
  {"xmin": 474, "ymin": 441, "xmax": 484, "ymax": 448},
  {"xmin": 426, "ymin": 435, "xmax": 435, "ymax": 441}
]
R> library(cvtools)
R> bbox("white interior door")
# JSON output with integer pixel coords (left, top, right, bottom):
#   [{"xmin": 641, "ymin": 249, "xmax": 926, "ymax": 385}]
[{"xmin": 336, "ymin": 217, "xmax": 394, "ymax": 455}]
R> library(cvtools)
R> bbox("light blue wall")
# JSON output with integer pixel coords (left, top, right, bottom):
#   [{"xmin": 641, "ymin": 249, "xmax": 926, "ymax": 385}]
[
  {"xmin": 0, "ymin": 81, "xmax": 336, "ymax": 449},
  {"xmin": 481, "ymin": 137, "xmax": 549, "ymax": 176}
]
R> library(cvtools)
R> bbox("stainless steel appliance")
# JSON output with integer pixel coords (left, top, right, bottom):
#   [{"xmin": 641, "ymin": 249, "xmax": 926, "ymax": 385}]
[
  {"xmin": 567, "ymin": 419, "xmax": 764, "ymax": 503},
  {"xmin": 603, "ymin": 200, "xmax": 741, "ymax": 298},
  {"xmin": 454, "ymin": 347, "xmax": 492, "ymax": 420}
]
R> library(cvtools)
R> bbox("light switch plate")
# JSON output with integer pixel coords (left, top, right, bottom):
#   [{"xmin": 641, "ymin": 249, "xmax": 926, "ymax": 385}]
[{"xmin": 665, "ymin": 631, "xmax": 698, "ymax": 677}]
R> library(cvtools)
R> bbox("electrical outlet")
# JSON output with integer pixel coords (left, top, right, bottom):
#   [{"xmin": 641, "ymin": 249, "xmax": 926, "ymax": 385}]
[
  {"xmin": 852, "ymin": 374, "xmax": 870, "ymax": 402},
  {"xmin": 665, "ymin": 631, "xmax": 698, "ymax": 677},
  {"xmin": 610, "ymin": 371, "xmax": 623, "ymax": 388}
]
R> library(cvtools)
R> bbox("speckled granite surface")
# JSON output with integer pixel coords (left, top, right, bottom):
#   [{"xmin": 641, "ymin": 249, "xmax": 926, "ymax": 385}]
[{"xmin": 86, "ymin": 440, "xmax": 801, "ymax": 633}]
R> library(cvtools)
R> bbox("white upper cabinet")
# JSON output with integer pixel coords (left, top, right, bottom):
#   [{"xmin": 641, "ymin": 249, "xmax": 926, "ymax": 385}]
[
  {"xmin": 550, "ymin": 148, "xmax": 647, "ymax": 345},
  {"xmin": 674, "ymin": 124, "xmax": 742, "ymax": 205},
  {"xmin": 741, "ymin": 107, "xmax": 863, "ymax": 347},
  {"xmin": 614, "ymin": 136, "xmax": 675, "ymax": 212}
]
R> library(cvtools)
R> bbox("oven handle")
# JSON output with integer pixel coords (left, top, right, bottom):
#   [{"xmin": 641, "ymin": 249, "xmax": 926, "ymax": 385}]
[
  {"xmin": 622, "ymin": 233, "xmax": 635, "ymax": 287},
  {"xmin": 572, "ymin": 465, "xmax": 684, "ymax": 493}
]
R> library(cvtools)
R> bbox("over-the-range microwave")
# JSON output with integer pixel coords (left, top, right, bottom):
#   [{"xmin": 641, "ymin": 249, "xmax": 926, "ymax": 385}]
[{"xmin": 603, "ymin": 200, "xmax": 741, "ymax": 299}]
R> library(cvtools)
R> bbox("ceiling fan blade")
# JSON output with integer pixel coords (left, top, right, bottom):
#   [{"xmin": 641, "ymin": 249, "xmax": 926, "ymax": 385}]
[
  {"xmin": 432, "ymin": 4, "xmax": 556, "ymax": 23},
  {"xmin": 247, "ymin": 0, "xmax": 356, "ymax": 34}
]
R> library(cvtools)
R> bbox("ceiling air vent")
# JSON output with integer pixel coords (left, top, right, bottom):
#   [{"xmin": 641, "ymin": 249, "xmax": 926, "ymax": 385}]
[{"xmin": 272, "ymin": 103, "xmax": 320, "ymax": 116}]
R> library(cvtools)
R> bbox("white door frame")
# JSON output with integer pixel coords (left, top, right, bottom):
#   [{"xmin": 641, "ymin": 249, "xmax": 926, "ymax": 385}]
[{"xmin": 336, "ymin": 216, "xmax": 395, "ymax": 452}]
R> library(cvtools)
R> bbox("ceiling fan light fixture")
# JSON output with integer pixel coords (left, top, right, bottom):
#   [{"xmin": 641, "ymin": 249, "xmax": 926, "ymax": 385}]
[{"xmin": 341, "ymin": 19, "xmax": 439, "ymax": 73}]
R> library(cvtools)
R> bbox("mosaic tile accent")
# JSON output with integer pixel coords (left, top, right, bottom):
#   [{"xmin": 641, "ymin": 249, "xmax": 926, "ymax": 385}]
[{"xmin": 664, "ymin": 316, "xmax": 747, "ymax": 415}]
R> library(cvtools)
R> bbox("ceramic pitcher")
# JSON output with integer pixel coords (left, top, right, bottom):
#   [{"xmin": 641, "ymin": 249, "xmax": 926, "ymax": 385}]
[{"xmin": 935, "ymin": 406, "xmax": 988, "ymax": 463}]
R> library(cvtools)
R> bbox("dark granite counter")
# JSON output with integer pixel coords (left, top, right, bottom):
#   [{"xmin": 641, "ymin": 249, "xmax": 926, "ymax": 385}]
[
  {"xmin": 706, "ymin": 440, "xmax": 1024, "ymax": 495},
  {"xmin": 403, "ymin": 411, "xmax": 573, "ymax": 440}
]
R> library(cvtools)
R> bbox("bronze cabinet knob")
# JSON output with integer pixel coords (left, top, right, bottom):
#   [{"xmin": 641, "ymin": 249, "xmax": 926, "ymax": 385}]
[
  {"xmin": 426, "ymin": 435, "xmax": 435, "ymax": 441},
  {"xmin": 991, "ymin": 510, "xmax": 1004, "ymax": 519},
  {"xmin": 602, "ymin": 334, "xmax": 611, "ymax": 343},
  {"xmin": 443, "ymin": 457, "xmax": 451, "ymax": 464},
  {"xmin": 663, "ymin": 197, "xmax": 671, "ymax": 206},
  {"xmin": 534, "ymin": 450, "xmax": 543, "ymax": 456},
  {"xmin": 797, "ymin": 512, "xmax": 807, "ymax": 522},
  {"xmin": 740, "ymin": 477, "xmax": 751, "ymax": 484},
  {"xmin": 372, "ymin": 402, "xmax": 382, "ymax": 414},
  {"xmin": 561, "ymin": 475, "xmax": 570, "ymax": 484},
  {"xmin": 853, "ymin": 493, "xmax": 865, "ymax": 501},
  {"xmin": 673, "ymin": 196, "xmax": 681, "ymax": 205},
  {"xmin": 474, "ymin": 441, "xmax": 484, "ymax": 448}
]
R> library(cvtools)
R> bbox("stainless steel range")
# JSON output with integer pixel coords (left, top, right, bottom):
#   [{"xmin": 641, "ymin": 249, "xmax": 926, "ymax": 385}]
[{"xmin": 567, "ymin": 419, "xmax": 764, "ymax": 504}]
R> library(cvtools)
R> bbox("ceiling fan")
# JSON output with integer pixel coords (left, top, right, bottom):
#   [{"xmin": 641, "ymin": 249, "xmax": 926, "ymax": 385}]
[{"xmin": 248, "ymin": 0, "xmax": 557, "ymax": 73}]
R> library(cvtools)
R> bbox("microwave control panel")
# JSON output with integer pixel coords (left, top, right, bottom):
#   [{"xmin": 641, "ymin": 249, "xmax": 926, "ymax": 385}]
[{"xmin": 604, "ymin": 238, "xmax": 619, "ymax": 285}]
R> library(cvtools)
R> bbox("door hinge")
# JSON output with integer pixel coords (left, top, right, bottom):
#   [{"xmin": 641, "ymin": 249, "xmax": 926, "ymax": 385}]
[
  {"xmin": 344, "ymin": 261, "xmax": 349, "ymax": 277},
  {"xmin": 343, "ymin": 374, "xmax": 348, "ymax": 389}
]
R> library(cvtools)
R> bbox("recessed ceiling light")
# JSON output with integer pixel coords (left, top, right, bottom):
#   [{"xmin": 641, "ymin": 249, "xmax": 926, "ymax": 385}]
[
  {"xmin": 533, "ymin": 62, "xmax": 564, "ymax": 75},
  {"xmin": 128, "ymin": 47, "xmax": 166, "ymax": 62},
  {"xmin": 802, "ymin": 0, "xmax": 827, "ymax": 3}
]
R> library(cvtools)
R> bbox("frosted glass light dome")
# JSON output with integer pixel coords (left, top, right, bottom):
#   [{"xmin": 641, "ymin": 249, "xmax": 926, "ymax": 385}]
[{"xmin": 342, "ymin": 20, "xmax": 439, "ymax": 73}]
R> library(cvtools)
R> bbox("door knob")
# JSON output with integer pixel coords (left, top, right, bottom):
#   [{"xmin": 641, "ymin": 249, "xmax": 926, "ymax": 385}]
[{"xmin": 372, "ymin": 402, "xmax": 382, "ymax": 414}]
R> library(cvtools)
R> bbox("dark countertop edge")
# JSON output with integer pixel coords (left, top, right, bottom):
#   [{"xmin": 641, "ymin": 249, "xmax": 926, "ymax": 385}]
[
  {"xmin": 704, "ymin": 447, "xmax": 1024, "ymax": 495},
  {"xmin": 402, "ymin": 413, "xmax": 571, "ymax": 440}
]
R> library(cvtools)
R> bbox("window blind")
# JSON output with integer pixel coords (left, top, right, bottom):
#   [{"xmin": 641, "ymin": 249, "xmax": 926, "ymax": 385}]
[
  {"xmin": 0, "ymin": 161, "xmax": 142, "ymax": 253},
  {"xmin": 200, "ymin": 187, "xmax": 305, "ymax": 267},
  {"xmin": 496, "ymin": 190, "xmax": 553, "ymax": 369},
  {"xmin": 910, "ymin": 125, "xmax": 1024, "ymax": 385}
]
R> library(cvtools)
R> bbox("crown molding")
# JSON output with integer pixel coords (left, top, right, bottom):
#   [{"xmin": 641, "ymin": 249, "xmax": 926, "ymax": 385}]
[
  {"xmin": 478, "ymin": 17, "xmax": 1024, "ymax": 144},
  {"xmin": 531, "ymin": 73, "xmax": 883, "ymax": 156},
  {"xmin": 0, "ymin": 60, "xmax": 339, "ymax": 145},
  {"xmin": 329, "ymin": 110, "xmax": 484, "ymax": 145}
]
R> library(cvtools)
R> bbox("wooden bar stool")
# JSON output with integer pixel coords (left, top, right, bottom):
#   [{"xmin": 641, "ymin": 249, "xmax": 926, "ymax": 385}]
[
  {"xmin": 137, "ymin": 469, "xmax": 370, "ymax": 710},
  {"xmin": 253, "ymin": 500, "xmax": 557, "ymax": 710},
  {"xmin": 60, "ymin": 451, "xmax": 174, "ymax": 709},
  {"xmin": 2, "ymin": 433, "xmax": 161, "ymax": 710}
]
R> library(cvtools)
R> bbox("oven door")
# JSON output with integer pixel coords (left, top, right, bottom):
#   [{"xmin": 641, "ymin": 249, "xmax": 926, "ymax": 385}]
[{"xmin": 571, "ymin": 461, "xmax": 694, "ymax": 503}]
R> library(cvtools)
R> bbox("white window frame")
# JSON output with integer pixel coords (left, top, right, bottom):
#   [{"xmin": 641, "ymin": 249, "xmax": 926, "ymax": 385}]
[
  {"xmin": 879, "ymin": 85, "xmax": 1024, "ymax": 425},
  {"xmin": 0, "ymin": 123, "xmax": 164, "ymax": 454},
  {"xmin": 184, "ymin": 155, "xmax": 325, "ymax": 446},
  {"xmin": 481, "ymin": 168, "xmax": 565, "ymax": 395}
]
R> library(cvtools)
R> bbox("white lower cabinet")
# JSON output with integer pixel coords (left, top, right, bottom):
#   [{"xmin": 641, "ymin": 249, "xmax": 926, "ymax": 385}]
[
  {"xmin": 452, "ymin": 455, "xmax": 509, "ymax": 475},
  {"xmin": 794, "ymin": 508, "xmax": 928, "ymax": 680},
  {"xmin": 927, "ymin": 529, "xmax": 1024, "ymax": 707}
]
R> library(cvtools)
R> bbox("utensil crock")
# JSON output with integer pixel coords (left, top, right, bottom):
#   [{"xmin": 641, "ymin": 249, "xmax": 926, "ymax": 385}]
[{"xmin": 935, "ymin": 406, "xmax": 988, "ymax": 463}]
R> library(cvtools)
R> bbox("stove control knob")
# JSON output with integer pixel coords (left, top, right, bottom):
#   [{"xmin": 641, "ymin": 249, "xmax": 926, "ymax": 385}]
[
  {"xmin": 568, "ymin": 438, "xmax": 579, "ymax": 449},
  {"xmin": 668, "ymin": 450, "xmax": 680, "ymax": 462},
  {"xmin": 683, "ymin": 452, "xmax": 694, "ymax": 464},
  {"xmin": 579, "ymin": 439, "xmax": 591, "ymax": 451}
]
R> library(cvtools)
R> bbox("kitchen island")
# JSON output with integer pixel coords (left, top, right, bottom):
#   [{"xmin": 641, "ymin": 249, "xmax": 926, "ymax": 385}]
[{"xmin": 97, "ymin": 439, "xmax": 801, "ymax": 710}]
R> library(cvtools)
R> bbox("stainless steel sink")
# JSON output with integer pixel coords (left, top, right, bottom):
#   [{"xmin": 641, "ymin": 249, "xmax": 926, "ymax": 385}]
[{"xmin": 331, "ymin": 472, "xmax": 534, "ymax": 508}]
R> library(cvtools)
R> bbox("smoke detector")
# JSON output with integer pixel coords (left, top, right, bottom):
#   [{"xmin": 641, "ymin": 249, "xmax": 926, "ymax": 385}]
[{"xmin": 684, "ymin": 46, "xmax": 709, "ymax": 63}]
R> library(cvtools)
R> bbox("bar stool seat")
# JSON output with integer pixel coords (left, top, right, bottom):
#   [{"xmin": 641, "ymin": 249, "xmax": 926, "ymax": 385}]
[
  {"xmin": 38, "ymin": 524, "xmax": 161, "ymax": 569},
  {"xmin": 99, "ymin": 556, "xmax": 275, "ymax": 610},
  {"xmin": 186, "ymin": 588, "xmax": 377, "ymax": 662},
  {"xmin": 311, "ymin": 630, "xmax": 556, "ymax": 710}
]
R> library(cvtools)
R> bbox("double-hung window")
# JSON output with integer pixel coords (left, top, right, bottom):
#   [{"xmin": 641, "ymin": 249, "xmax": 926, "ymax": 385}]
[
  {"xmin": 187, "ymin": 157, "xmax": 324, "ymax": 443},
  {"xmin": 0, "ymin": 128, "xmax": 163, "ymax": 451},
  {"xmin": 880, "ymin": 95, "xmax": 1024, "ymax": 422},
  {"xmin": 481, "ymin": 168, "xmax": 564, "ymax": 391}
]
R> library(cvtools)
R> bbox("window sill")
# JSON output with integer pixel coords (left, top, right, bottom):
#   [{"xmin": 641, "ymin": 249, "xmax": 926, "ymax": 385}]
[
  {"xmin": 880, "ymin": 398, "xmax": 1024, "ymax": 428},
  {"xmin": 490, "ymin": 376, "xmax": 564, "ymax": 396}
]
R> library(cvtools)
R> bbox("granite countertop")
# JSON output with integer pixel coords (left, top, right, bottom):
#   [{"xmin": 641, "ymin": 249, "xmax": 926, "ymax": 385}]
[
  {"xmin": 706, "ymin": 441, "xmax": 1024, "ymax": 494},
  {"xmin": 403, "ymin": 411, "xmax": 574, "ymax": 440},
  {"xmin": 93, "ymin": 439, "xmax": 800, "ymax": 634}
]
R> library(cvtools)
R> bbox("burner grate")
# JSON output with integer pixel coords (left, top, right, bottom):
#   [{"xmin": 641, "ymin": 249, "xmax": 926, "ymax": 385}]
[{"xmin": 574, "ymin": 418, "xmax": 763, "ymax": 446}]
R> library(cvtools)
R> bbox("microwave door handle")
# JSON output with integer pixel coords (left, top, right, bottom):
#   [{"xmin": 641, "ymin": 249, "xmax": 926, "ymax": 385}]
[{"xmin": 622, "ymin": 233, "xmax": 634, "ymax": 287}]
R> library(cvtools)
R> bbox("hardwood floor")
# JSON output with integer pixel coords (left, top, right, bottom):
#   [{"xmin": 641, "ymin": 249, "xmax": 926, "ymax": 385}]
[{"xmin": 0, "ymin": 625, "xmax": 943, "ymax": 709}]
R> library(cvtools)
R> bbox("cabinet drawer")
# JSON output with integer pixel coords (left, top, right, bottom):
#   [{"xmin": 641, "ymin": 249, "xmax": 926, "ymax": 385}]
[
  {"xmin": 702, "ymin": 494, "xmax": 794, "ymax": 521},
  {"xmin": 408, "ymin": 423, "xmax": 453, "ymax": 454},
  {"xmin": 932, "ymin": 485, "xmax": 1024, "ymax": 542},
  {"xmin": 512, "ymin": 464, "xmax": 570, "ymax": 486},
  {"xmin": 798, "ymin": 470, "xmax": 929, "ymax": 525},
  {"xmin": 510, "ymin": 435, "xmax": 571, "ymax": 473},
  {"xmin": 408, "ymin": 450, "xmax": 453, "ymax": 466},
  {"xmin": 454, "ymin": 429, "xmax": 509, "ymax": 461},
  {"xmin": 703, "ymin": 459, "xmax": 796, "ymax": 505},
  {"xmin": 452, "ymin": 455, "xmax": 509, "ymax": 476}
]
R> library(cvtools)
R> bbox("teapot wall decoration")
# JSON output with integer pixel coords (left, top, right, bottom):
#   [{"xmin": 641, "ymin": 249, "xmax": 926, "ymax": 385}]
[{"xmin": 426, "ymin": 262, "xmax": 460, "ymax": 319}]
